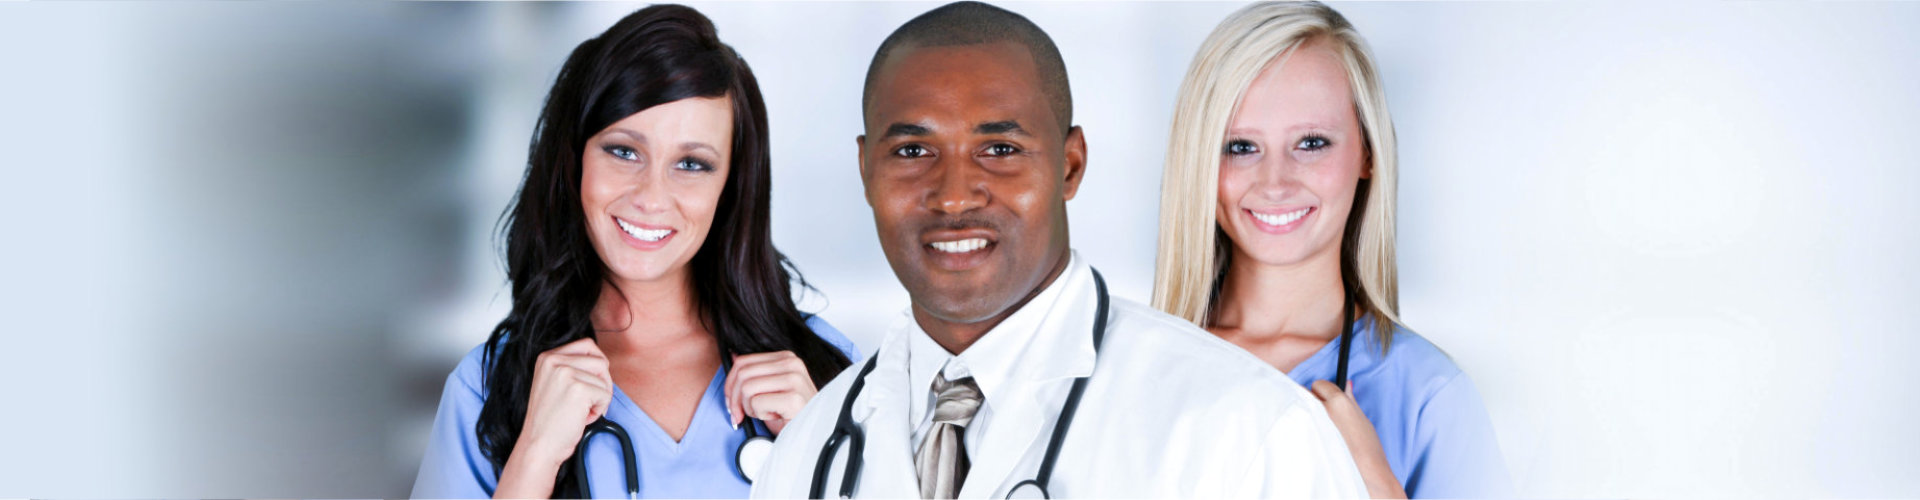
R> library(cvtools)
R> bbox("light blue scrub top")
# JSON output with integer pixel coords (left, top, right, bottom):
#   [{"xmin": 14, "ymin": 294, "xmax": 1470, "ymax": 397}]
[
  {"xmin": 1286, "ymin": 317, "xmax": 1514, "ymax": 498},
  {"xmin": 411, "ymin": 316, "xmax": 860, "ymax": 499}
]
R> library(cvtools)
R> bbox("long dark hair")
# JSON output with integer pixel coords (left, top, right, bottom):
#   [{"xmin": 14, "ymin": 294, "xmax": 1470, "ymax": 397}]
[{"xmin": 474, "ymin": 4, "xmax": 851, "ymax": 492}]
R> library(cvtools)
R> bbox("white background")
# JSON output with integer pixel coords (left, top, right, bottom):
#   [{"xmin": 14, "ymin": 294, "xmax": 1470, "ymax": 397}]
[{"xmin": 1, "ymin": 1, "xmax": 1915, "ymax": 497}]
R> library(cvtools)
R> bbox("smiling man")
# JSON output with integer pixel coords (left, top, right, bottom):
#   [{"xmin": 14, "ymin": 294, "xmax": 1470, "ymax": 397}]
[{"xmin": 750, "ymin": 2, "xmax": 1365, "ymax": 498}]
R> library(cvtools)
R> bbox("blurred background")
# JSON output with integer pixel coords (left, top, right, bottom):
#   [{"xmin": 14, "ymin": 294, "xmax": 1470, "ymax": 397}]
[{"xmin": 1, "ymin": 1, "xmax": 1916, "ymax": 497}]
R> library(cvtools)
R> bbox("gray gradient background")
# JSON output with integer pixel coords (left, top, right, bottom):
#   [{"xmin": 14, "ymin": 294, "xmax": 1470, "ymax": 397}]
[{"xmin": 1, "ymin": 1, "xmax": 1914, "ymax": 497}]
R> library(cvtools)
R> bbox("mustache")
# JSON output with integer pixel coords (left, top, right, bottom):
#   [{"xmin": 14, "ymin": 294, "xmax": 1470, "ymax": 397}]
[{"xmin": 915, "ymin": 214, "xmax": 1005, "ymax": 233}]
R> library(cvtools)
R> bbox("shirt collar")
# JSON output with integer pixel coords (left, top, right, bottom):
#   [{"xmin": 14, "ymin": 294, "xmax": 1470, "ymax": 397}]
[{"xmin": 901, "ymin": 251, "xmax": 1099, "ymax": 424}]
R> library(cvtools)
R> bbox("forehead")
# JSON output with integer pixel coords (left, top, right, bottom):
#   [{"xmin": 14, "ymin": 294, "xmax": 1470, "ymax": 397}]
[
  {"xmin": 1234, "ymin": 40, "xmax": 1357, "ymax": 129},
  {"xmin": 866, "ymin": 42, "xmax": 1053, "ymax": 132},
  {"xmin": 603, "ymin": 96, "xmax": 734, "ymax": 136}
]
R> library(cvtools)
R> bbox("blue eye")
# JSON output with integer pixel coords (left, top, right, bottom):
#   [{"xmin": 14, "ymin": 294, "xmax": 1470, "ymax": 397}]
[
  {"xmin": 675, "ymin": 157, "xmax": 714, "ymax": 172},
  {"xmin": 894, "ymin": 144, "xmax": 930, "ymax": 158},
  {"xmin": 1224, "ymin": 139, "xmax": 1259, "ymax": 156},
  {"xmin": 1297, "ymin": 135, "xmax": 1330, "ymax": 151},
  {"xmin": 605, "ymin": 145, "xmax": 640, "ymax": 162}
]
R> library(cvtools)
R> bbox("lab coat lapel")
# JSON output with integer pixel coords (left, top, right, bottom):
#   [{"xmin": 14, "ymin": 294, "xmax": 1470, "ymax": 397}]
[
  {"xmin": 847, "ymin": 330, "xmax": 921, "ymax": 498},
  {"xmin": 956, "ymin": 381, "xmax": 1050, "ymax": 498},
  {"xmin": 957, "ymin": 260, "xmax": 1101, "ymax": 498}
]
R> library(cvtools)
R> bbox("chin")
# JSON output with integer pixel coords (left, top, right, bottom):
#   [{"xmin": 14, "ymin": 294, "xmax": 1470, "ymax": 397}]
[
  {"xmin": 606, "ymin": 260, "xmax": 678, "ymax": 284},
  {"xmin": 912, "ymin": 285, "xmax": 1011, "ymax": 324}
]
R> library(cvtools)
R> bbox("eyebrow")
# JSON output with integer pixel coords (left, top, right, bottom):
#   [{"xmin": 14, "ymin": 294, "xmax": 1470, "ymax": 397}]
[
  {"xmin": 604, "ymin": 128, "xmax": 717, "ymax": 156},
  {"xmin": 882, "ymin": 123, "xmax": 931, "ymax": 139},
  {"xmin": 604, "ymin": 128, "xmax": 649, "ymax": 145},
  {"xmin": 678, "ymin": 141, "xmax": 719, "ymax": 156},
  {"xmin": 975, "ymin": 120, "xmax": 1028, "ymax": 137}
]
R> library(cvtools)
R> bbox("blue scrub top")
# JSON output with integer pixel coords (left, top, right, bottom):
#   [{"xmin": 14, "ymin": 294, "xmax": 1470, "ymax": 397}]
[
  {"xmin": 1286, "ymin": 317, "xmax": 1514, "ymax": 498},
  {"xmin": 411, "ymin": 316, "xmax": 860, "ymax": 499}
]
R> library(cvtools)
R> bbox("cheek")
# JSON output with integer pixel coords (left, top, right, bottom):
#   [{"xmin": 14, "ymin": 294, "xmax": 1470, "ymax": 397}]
[
  {"xmin": 1316, "ymin": 150, "xmax": 1367, "ymax": 206},
  {"xmin": 871, "ymin": 182, "xmax": 921, "ymax": 233},
  {"xmin": 679, "ymin": 177, "xmax": 728, "ymax": 232},
  {"xmin": 579, "ymin": 159, "xmax": 620, "ymax": 211},
  {"xmin": 1215, "ymin": 165, "xmax": 1251, "ymax": 216}
]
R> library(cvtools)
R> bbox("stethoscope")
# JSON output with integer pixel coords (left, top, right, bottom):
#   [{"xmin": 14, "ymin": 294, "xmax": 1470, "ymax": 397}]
[
  {"xmin": 809, "ymin": 268, "xmax": 1111, "ymax": 499},
  {"xmin": 1332, "ymin": 287, "xmax": 1357, "ymax": 390},
  {"xmin": 568, "ymin": 363, "xmax": 779, "ymax": 499}
]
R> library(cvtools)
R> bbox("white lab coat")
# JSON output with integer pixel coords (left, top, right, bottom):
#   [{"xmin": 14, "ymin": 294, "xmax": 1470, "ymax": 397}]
[{"xmin": 752, "ymin": 254, "xmax": 1366, "ymax": 498}]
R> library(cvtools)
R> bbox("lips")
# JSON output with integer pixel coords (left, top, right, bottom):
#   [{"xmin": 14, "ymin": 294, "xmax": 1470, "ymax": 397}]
[
  {"xmin": 614, "ymin": 217, "xmax": 675, "ymax": 249},
  {"xmin": 920, "ymin": 228, "xmax": 997, "ymax": 270},
  {"xmin": 929, "ymin": 238, "xmax": 989, "ymax": 253}
]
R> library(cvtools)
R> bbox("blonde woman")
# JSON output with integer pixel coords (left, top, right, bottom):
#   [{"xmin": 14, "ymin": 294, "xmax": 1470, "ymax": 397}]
[{"xmin": 1153, "ymin": 2, "xmax": 1510, "ymax": 498}]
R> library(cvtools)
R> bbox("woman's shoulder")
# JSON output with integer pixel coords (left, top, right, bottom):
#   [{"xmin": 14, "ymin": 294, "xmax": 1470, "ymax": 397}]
[
  {"xmin": 804, "ymin": 314, "xmax": 862, "ymax": 361},
  {"xmin": 1369, "ymin": 323, "xmax": 1470, "ymax": 396},
  {"xmin": 444, "ymin": 337, "xmax": 504, "ymax": 397}
]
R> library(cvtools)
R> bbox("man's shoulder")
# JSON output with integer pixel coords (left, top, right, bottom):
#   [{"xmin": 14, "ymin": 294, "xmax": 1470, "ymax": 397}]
[{"xmin": 1093, "ymin": 297, "xmax": 1317, "ymax": 412}]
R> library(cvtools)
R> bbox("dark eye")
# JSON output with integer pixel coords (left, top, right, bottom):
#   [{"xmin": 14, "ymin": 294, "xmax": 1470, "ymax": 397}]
[
  {"xmin": 674, "ymin": 157, "xmax": 714, "ymax": 172},
  {"xmin": 984, "ymin": 143, "xmax": 1019, "ymax": 157},
  {"xmin": 605, "ymin": 145, "xmax": 640, "ymax": 162},
  {"xmin": 1224, "ymin": 139, "xmax": 1259, "ymax": 156},
  {"xmin": 1296, "ymin": 135, "xmax": 1330, "ymax": 151},
  {"xmin": 894, "ymin": 144, "xmax": 930, "ymax": 158}
]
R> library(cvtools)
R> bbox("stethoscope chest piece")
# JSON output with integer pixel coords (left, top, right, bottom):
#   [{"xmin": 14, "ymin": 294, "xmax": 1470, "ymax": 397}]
[{"xmin": 735, "ymin": 429, "xmax": 775, "ymax": 483}]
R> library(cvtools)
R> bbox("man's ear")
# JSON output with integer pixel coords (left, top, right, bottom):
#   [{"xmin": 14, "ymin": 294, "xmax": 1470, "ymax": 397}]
[
  {"xmin": 856, "ymin": 134, "xmax": 874, "ymax": 207},
  {"xmin": 1060, "ymin": 125, "xmax": 1088, "ymax": 201}
]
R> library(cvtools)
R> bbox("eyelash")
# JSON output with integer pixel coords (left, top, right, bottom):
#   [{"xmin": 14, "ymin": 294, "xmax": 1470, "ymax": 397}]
[
  {"xmin": 674, "ymin": 157, "xmax": 715, "ymax": 172},
  {"xmin": 894, "ymin": 144, "xmax": 930, "ymax": 158},
  {"xmin": 605, "ymin": 145, "xmax": 640, "ymax": 162},
  {"xmin": 892, "ymin": 143, "xmax": 1021, "ymax": 159},
  {"xmin": 604, "ymin": 145, "xmax": 714, "ymax": 172},
  {"xmin": 1222, "ymin": 135, "xmax": 1333, "ymax": 156},
  {"xmin": 1296, "ymin": 134, "xmax": 1331, "ymax": 151}
]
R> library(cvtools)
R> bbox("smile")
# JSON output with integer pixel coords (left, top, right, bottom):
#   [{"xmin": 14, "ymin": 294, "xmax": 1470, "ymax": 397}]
[
  {"xmin": 616, "ymin": 218, "xmax": 674, "ymax": 242},
  {"xmin": 929, "ymin": 238, "xmax": 990, "ymax": 253},
  {"xmin": 1250, "ymin": 207, "xmax": 1311, "ymax": 226},
  {"xmin": 1246, "ymin": 206, "xmax": 1314, "ymax": 234}
]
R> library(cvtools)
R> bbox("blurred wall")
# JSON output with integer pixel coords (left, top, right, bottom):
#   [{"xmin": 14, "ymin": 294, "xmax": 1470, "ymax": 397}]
[{"xmin": 1, "ymin": 1, "xmax": 1915, "ymax": 497}]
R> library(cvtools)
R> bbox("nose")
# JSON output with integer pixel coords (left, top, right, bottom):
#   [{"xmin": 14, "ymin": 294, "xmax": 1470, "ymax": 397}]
[
  {"xmin": 629, "ymin": 165, "xmax": 672, "ymax": 214},
  {"xmin": 1249, "ymin": 153, "xmax": 1303, "ymax": 200},
  {"xmin": 924, "ymin": 155, "xmax": 988, "ymax": 215}
]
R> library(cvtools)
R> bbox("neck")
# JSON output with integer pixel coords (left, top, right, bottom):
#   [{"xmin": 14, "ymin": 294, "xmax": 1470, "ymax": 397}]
[
  {"xmin": 1211, "ymin": 245, "xmax": 1348, "ymax": 342},
  {"xmin": 916, "ymin": 250, "xmax": 1073, "ymax": 354},
  {"xmin": 591, "ymin": 269, "xmax": 711, "ymax": 352}
]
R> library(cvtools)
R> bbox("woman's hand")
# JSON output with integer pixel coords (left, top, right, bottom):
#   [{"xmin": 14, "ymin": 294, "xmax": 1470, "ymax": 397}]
[
  {"xmin": 495, "ymin": 338, "xmax": 616, "ymax": 499},
  {"xmin": 1310, "ymin": 380, "xmax": 1408, "ymax": 499},
  {"xmin": 723, "ymin": 351, "xmax": 817, "ymax": 435}
]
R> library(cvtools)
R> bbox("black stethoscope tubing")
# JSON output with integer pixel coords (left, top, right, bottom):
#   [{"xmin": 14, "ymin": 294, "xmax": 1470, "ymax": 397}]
[
  {"xmin": 809, "ymin": 268, "xmax": 1111, "ymax": 499},
  {"xmin": 569, "ymin": 362, "xmax": 778, "ymax": 498},
  {"xmin": 1332, "ymin": 288, "xmax": 1356, "ymax": 390}
]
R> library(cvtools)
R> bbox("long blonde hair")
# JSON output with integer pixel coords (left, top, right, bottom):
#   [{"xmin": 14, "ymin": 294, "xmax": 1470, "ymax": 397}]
[{"xmin": 1151, "ymin": 1, "xmax": 1402, "ymax": 348}]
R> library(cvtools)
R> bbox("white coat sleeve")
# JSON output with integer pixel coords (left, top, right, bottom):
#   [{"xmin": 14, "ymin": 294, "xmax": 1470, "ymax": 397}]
[{"xmin": 1242, "ymin": 400, "xmax": 1369, "ymax": 498}]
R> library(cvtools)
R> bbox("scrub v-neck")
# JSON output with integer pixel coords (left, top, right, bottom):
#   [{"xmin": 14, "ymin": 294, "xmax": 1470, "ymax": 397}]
[{"xmin": 607, "ymin": 366, "xmax": 726, "ymax": 452}]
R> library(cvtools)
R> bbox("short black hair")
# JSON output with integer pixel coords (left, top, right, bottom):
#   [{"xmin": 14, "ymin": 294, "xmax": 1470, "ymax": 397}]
[{"xmin": 861, "ymin": 1, "xmax": 1073, "ymax": 134}]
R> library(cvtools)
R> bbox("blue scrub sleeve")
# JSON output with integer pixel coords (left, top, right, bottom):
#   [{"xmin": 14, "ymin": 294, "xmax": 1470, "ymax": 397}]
[
  {"xmin": 1404, "ymin": 372, "xmax": 1514, "ymax": 498},
  {"xmin": 412, "ymin": 349, "xmax": 498, "ymax": 499},
  {"xmin": 805, "ymin": 315, "xmax": 862, "ymax": 362}
]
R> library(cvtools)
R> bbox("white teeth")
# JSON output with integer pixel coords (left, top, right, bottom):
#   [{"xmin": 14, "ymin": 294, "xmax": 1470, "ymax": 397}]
[
  {"xmin": 929, "ymin": 238, "xmax": 989, "ymax": 253},
  {"xmin": 1252, "ymin": 208, "xmax": 1311, "ymax": 226},
  {"xmin": 616, "ymin": 218, "xmax": 673, "ymax": 242}
]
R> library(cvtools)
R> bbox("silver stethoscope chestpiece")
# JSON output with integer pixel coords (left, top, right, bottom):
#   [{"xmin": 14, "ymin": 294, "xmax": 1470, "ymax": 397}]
[{"xmin": 736, "ymin": 434, "xmax": 776, "ymax": 483}]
